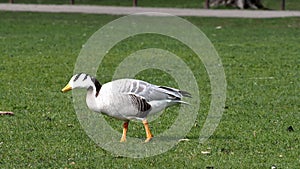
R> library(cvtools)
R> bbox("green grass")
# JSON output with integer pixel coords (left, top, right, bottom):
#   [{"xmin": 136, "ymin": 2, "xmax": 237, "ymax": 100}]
[
  {"xmin": 0, "ymin": 0, "xmax": 299, "ymax": 10},
  {"xmin": 0, "ymin": 11, "xmax": 299, "ymax": 168}
]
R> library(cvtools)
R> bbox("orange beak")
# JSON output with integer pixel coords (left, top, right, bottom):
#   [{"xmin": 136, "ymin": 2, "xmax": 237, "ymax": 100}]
[{"xmin": 61, "ymin": 84, "xmax": 72, "ymax": 92}]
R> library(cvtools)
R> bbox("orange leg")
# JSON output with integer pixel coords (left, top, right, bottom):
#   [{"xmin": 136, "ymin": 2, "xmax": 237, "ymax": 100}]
[
  {"xmin": 143, "ymin": 119, "xmax": 153, "ymax": 142},
  {"xmin": 120, "ymin": 121, "xmax": 129, "ymax": 142}
]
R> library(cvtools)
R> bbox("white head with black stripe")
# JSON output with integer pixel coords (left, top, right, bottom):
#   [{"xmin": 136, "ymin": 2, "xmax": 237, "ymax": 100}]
[{"xmin": 61, "ymin": 73, "xmax": 102, "ymax": 96}]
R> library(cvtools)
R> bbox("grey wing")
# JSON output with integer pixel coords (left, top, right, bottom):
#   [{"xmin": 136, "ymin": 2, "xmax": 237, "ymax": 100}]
[{"xmin": 115, "ymin": 79, "xmax": 191, "ymax": 102}]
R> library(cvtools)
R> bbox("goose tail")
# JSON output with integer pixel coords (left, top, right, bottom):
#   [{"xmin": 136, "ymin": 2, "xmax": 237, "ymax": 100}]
[
  {"xmin": 158, "ymin": 86, "xmax": 192, "ymax": 99},
  {"xmin": 170, "ymin": 100, "xmax": 191, "ymax": 105},
  {"xmin": 179, "ymin": 90, "xmax": 192, "ymax": 98}
]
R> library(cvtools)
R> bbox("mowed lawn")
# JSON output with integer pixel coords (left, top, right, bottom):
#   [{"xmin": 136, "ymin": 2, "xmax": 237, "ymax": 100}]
[{"xmin": 0, "ymin": 11, "xmax": 299, "ymax": 168}]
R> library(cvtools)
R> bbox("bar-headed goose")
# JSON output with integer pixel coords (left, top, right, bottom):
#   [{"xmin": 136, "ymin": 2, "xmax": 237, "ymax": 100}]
[{"xmin": 61, "ymin": 73, "xmax": 191, "ymax": 142}]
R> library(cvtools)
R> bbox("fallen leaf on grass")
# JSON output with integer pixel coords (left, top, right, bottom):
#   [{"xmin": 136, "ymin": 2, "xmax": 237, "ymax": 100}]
[
  {"xmin": 69, "ymin": 161, "xmax": 76, "ymax": 165},
  {"xmin": 178, "ymin": 139, "xmax": 190, "ymax": 142},
  {"xmin": 271, "ymin": 165, "xmax": 277, "ymax": 169},
  {"xmin": 201, "ymin": 151, "xmax": 211, "ymax": 155},
  {"xmin": 0, "ymin": 111, "xmax": 14, "ymax": 116},
  {"xmin": 215, "ymin": 26, "xmax": 222, "ymax": 29}
]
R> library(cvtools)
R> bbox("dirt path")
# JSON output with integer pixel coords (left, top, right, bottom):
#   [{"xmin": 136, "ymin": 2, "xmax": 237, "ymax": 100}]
[{"xmin": 0, "ymin": 3, "xmax": 299, "ymax": 18}]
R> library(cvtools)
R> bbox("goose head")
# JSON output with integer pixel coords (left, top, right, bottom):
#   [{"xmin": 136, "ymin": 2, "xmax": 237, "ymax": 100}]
[{"xmin": 61, "ymin": 73, "xmax": 102, "ymax": 96}]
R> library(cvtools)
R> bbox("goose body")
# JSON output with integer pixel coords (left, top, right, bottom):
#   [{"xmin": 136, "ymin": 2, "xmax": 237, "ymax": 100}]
[{"xmin": 62, "ymin": 73, "xmax": 191, "ymax": 142}]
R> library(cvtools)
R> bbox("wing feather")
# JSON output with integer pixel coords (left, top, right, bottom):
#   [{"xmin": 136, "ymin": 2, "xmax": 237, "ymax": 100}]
[
  {"xmin": 111, "ymin": 79, "xmax": 190, "ymax": 103},
  {"xmin": 129, "ymin": 94, "xmax": 151, "ymax": 112}
]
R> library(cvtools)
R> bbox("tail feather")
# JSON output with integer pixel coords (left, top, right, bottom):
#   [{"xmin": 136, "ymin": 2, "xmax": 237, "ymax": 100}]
[
  {"xmin": 169, "ymin": 100, "xmax": 191, "ymax": 105},
  {"xmin": 179, "ymin": 90, "xmax": 192, "ymax": 98},
  {"xmin": 178, "ymin": 100, "xmax": 191, "ymax": 105},
  {"xmin": 158, "ymin": 86, "xmax": 192, "ymax": 98}
]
